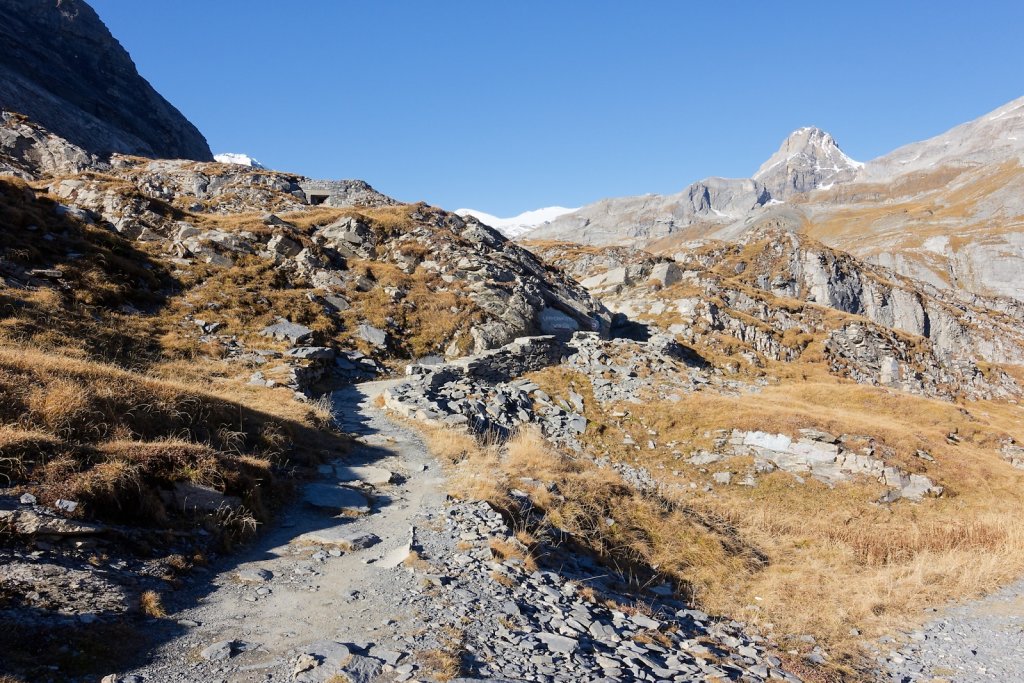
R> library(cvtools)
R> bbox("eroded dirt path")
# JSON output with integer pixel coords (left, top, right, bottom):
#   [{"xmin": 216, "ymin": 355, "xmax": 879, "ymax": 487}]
[{"xmin": 119, "ymin": 379, "xmax": 447, "ymax": 682}]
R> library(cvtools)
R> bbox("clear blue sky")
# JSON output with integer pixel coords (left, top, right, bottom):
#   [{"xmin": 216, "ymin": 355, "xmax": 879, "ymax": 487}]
[{"xmin": 91, "ymin": 0, "xmax": 1023, "ymax": 216}]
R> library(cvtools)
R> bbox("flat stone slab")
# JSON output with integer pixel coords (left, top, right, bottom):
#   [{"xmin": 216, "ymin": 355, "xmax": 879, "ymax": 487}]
[
  {"xmin": 303, "ymin": 484, "xmax": 371, "ymax": 515},
  {"xmin": 335, "ymin": 465, "xmax": 393, "ymax": 486},
  {"xmin": 537, "ymin": 632, "xmax": 579, "ymax": 653},
  {"xmin": 0, "ymin": 509, "xmax": 107, "ymax": 536},
  {"xmin": 260, "ymin": 319, "xmax": 313, "ymax": 344},
  {"xmin": 295, "ymin": 528, "xmax": 381, "ymax": 550},
  {"xmin": 235, "ymin": 568, "xmax": 273, "ymax": 583},
  {"xmin": 294, "ymin": 641, "xmax": 351, "ymax": 683},
  {"xmin": 199, "ymin": 639, "xmax": 255, "ymax": 661}
]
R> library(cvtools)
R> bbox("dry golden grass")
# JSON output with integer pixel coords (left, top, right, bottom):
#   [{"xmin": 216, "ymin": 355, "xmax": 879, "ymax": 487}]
[
  {"xmin": 416, "ymin": 626, "xmax": 467, "ymax": 681},
  {"xmin": 796, "ymin": 162, "xmax": 1024, "ymax": 256},
  {"xmin": 0, "ymin": 179, "xmax": 174, "ymax": 365},
  {"xmin": 488, "ymin": 537, "xmax": 537, "ymax": 572},
  {"xmin": 426, "ymin": 426, "xmax": 756, "ymax": 601},
  {"xmin": 402, "ymin": 549, "xmax": 433, "ymax": 572},
  {"xmin": 0, "ymin": 175, "xmax": 355, "ymax": 546},
  {"xmin": 0, "ymin": 344, "xmax": 345, "ymax": 535},
  {"xmin": 420, "ymin": 373, "xmax": 1024, "ymax": 679}
]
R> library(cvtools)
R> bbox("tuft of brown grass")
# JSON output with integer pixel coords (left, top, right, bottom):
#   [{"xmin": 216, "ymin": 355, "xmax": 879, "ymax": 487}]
[
  {"xmin": 0, "ymin": 343, "xmax": 347, "ymax": 537},
  {"xmin": 402, "ymin": 549, "xmax": 432, "ymax": 572},
  {"xmin": 416, "ymin": 626, "xmax": 466, "ymax": 681},
  {"xmin": 139, "ymin": 590, "xmax": 166, "ymax": 618},
  {"xmin": 488, "ymin": 537, "xmax": 537, "ymax": 572}
]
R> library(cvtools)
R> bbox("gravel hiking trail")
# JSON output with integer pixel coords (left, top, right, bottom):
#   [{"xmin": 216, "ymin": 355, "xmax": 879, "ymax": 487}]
[{"xmin": 118, "ymin": 379, "xmax": 447, "ymax": 682}]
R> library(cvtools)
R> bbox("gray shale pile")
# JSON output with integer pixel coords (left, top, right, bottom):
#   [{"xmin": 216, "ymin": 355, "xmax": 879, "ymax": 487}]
[
  {"xmin": 383, "ymin": 331, "xmax": 716, "ymax": 447},
  {"xmin": 404, "ymin": 499, "xmax": 802, "ymax": 683}
]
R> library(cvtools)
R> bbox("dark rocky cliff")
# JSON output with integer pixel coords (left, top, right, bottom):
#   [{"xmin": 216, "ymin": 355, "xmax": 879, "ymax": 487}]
[{"xmin": 0, "ymin": 0, "xmax": 212, "ymax": 160}]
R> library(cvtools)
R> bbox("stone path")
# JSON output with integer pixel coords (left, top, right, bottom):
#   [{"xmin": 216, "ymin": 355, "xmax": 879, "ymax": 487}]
[
  {"xmin": 108, "ymin": 379, "xmax": 803, "ymax": 683},
  {"xmin": 883, "ymin": 580, "xmax": 1024, "ymax": 682},
  {"xmin": 114, "ymin": 379, "xmax": 447, "ymax": 682}
]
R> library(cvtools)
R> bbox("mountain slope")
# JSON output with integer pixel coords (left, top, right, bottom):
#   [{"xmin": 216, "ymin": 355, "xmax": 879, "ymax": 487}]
[
  {"xmin": 861, "ymin": 95, "xmax": 1024, "ymax": 180},
  {"xmin": 0, "ymin": 0, "xmax": 212, "ymax": 160}
]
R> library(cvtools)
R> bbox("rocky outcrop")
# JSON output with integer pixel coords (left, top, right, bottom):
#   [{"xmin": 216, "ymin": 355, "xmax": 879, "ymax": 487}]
[
  {"xmin": 385, "ymin": 331, "xmax": 714, "ymax": 446},
  {"xmin": 724, "ymin": 430, "xmax": 943, "ymax": 502},
  {"xmin": 0, "ymin": 0, "xmax": 212, "ymax": 161},
  {"xmin": 0, "ymin": 111, "xmax": 101, "ymax": 178},
  {"xmin": 43, "ymin": 155, "xmax": 608, "ymax": 360},
  {"xmin": 298, "ymin": 179, "xmax": 398, "ymax": 208},
  {"xmin": 385, "ymin": 336, "xmax": 585, "ymax": 442},
  {"xmin": 364, "ymin": 211, "xmax": 611, "ymax": 353},
  {"xmin": 541, "ymin": 235, "xmax": 1023, "ymax": 401},
  {"xmin": 732, "ymin": 230, "xmax": 1024, "ymax": 366},
  {"xmin": 823, "ymin": 323, "xmax": 1020, "ymax": 401}
]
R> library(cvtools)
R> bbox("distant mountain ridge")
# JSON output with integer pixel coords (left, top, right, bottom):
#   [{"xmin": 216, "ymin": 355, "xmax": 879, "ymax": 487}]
[
  {"xmin": 521, "ymin": 95, "xmax": 1024, "ymax": 302},
  {"xmin": 0, "ymin": 0, "xmax": 211, "ymax": 161},
  {"xmin": 522, "ymin": 125, "xmax": 864, "ymax": 246}
]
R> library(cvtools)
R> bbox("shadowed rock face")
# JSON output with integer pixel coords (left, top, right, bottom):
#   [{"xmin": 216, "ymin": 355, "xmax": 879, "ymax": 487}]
[{"xmin": 0, "ymin": 0, "xmax": 211, "ymax": 161}]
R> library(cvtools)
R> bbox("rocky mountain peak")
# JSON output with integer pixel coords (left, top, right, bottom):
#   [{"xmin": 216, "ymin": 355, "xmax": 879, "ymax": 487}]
[
  {"xmin": 0, "ymin": 0, "xmax": 212, "ymax": 161},
  {"xmin": 753, "ymin": 125, "xmax": 862, "ymax": 199}
]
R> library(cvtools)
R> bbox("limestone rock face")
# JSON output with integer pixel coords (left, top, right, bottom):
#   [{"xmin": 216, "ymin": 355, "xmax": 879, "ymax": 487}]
[{"xmin": 0, "ymin": 0, "xmax": 212, "ymax": 161}]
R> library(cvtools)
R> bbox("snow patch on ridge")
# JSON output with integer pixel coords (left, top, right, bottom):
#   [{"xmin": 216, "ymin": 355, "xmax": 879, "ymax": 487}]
[
  {"xmin": 214, "ymin": 153, "xmax": 265, "ymax": 169},
  {"xmin": 456, "ymin": 206, "xmax": 579, "ymax": 238}
]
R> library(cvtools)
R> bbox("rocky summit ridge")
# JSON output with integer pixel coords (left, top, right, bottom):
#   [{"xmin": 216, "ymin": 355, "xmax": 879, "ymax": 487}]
[{"xmin": 753, "ymin": 126, "xmax": 862, "ymax": 198}]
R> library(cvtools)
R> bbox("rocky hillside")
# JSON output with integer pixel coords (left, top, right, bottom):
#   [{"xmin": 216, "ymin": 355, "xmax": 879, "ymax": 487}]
[
  {"xmin": 380, "ymin": 233, "xmax": 1024, "ymax": 679},
  {"xmin": 0, "ymin": 0, "xmax": 211, "ymax": 160},
  {"xmin": 528, "ymin": 232, "xmax": 1024, "ymax": 402}
]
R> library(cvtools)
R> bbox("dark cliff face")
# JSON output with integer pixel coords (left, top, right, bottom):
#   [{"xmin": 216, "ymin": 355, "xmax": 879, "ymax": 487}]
[{"xmin": 0, "ymin": 0, "xmax": 212, "ymax": 161}]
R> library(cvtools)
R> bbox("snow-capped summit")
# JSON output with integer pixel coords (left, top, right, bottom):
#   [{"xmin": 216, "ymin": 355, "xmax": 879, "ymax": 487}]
[
  {"xmin": 214, "ymin": 153, "xmax": 266, "ymax": 169},
  {"xmin": 455, "ymin": 206, "xmax": 579, "ymax": 239},
  {"xmin": 753, "ymin": 127, "xmax": 861, "ymax": 198}
]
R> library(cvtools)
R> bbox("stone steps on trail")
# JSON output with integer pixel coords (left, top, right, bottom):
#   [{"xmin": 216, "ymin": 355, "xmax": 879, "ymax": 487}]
[
  {"xmin": 293, "ymin": 528, "xmax": 381, "ymax": 551},
  {"xmin": 302, "ymin": 484, "xmax": 371, "ymax": 515},
  {"xmin": 331, "ymin": 464, "xmax": 394, "ymax": 486}
]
